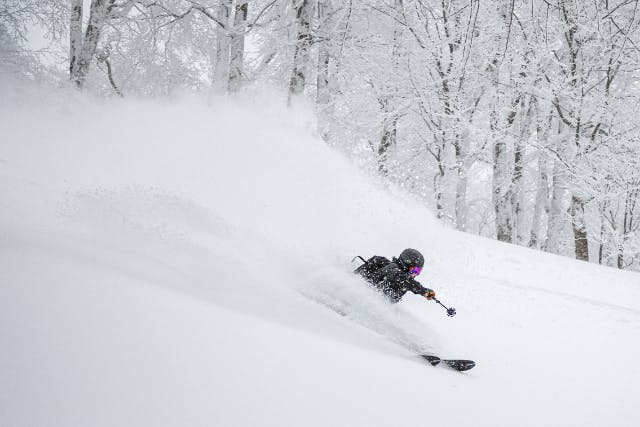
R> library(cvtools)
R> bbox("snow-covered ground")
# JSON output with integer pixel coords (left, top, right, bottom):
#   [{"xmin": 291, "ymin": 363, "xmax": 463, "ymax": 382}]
[{"xmin": 1, "ymin": 80, "xmax": 639, "ymax": 427}]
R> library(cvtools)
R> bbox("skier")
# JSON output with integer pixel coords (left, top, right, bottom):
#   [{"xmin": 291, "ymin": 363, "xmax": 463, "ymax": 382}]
[
  {"xmin": 354, "ymin": 248, "xmax": 436, "ymax": 304},
  {"xmin": 354, "ymin": 248, "xmax": 473, "ymax": 370}
]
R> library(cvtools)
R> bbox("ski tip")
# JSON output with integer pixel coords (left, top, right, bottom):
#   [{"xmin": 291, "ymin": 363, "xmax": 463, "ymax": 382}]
[{"xmin": 419, "ymin": 355, "xmax": 441, "ymax": 366}]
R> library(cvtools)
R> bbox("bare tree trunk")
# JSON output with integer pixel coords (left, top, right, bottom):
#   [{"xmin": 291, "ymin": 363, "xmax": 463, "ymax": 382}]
[
  {"xmin": 73, "ymin": 0, "xmax": 114, "ymax": 88},
  {"xmin": 570, "ymin": 195, "xmax": 589, "ymax": 261},
  {"xmin": 546, "ymin": 118, "xmax": 572, "ymax": 254},
  {"xmin": 489, "ymin": 1, "xmax": 521, "ymax": 243},
  {"xmin": 213, "ymin": 0, "xmax": 232, "ymax": 93},
  {"xmin": 511, "ymin": 96, "xmax": 534, "ymax": 244},
  {"xmin": 557, "ymin": 0, "xmax": 591, "ymax": 260},
  {"xmin": 617, "ymin": 187, "xmax": 640, "ymax": 268},
  {"xmin": 69, "ymin": 0, "xmax": 83, "ymax": 83},
  {"xmin": 453, "ymin": 134, "xmax": 468, "ymax": 231},
  {"xmin": 316, "ymin": 0, "xmax": 331, "ymax": 105},
  {"xmin": 492, "ymin": 137, "xmax": 513, "ymax": 242},
  {"xmin": 288, "ymin": 0, "xmax": 315, "ymax": 103},
  {"xmin": 228, "ymin": 1, "xmax": 247, "ymax": 93},
  {"xmin": 377, "ymin": 0, "xmax": 403, "ymax": 175},
  {"xmin": 378, "ymin": 112, "xmax": 397, "ymax": 176},
  {"xmin": 316, "ymin": 41, "xmax": 330, "ymax": 105},
  {"xmin": 491, "ymin": 93, "xmax": 520, "ymax": 243},
  {"xmin": 316, "ymin": 0, "xmax": 334, "ymax": 142},
  {"xmin": 530, "ymin": 117, "xmax": 552, "ymax": 249},
  {"xmin": 101, "ymin": 55, "xmax": 123, "ymax": 97},
  {"xmin": 546, "ymin": 158, "xmax": 567, "ymax": 254},
  {"xmin": 433, "ymin": 155, "xmax": 445, "ymax": 220},
  {"xmin": 316, "ymin": 43, "xmax": 331, "ymax": 141},
  {"xmin": 511, "ymin": 137, "xmax": 525, "ymax": 243},
  {"xmin": 597, "ymin": 201, "xmax": 609, "ymax": 265},
  {"xmin": 529, "ymin": 151, "xmax": 550, "ymax": 249}
]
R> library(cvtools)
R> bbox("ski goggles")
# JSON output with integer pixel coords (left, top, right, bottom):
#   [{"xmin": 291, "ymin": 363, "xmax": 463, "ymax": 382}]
[{"xmin": 408, "ymin": 266, "xmax": 423, "ymax": 276}]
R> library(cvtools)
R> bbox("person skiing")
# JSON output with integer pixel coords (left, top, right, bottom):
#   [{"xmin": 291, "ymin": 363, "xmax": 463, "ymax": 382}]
[{"xmin": 354, "ymin": 248, "xmax": 436, "ymax": 304}]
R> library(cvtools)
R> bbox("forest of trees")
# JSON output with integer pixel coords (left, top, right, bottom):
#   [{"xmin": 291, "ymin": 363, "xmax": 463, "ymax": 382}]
[{"xmin": 2, "ymin": 0, "xmax": 640, "ymax": 271}]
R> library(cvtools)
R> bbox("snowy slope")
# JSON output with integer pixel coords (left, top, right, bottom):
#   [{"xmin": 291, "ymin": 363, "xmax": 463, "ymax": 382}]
[{"xmin": 1, "ymin": 80, "xmax": 639, "ymax": 427}]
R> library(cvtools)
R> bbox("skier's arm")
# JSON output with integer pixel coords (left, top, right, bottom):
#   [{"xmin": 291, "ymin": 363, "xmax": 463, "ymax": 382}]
[{"xmin": 406, "ymin": 278, "xmax": 436, "ymax": 300}]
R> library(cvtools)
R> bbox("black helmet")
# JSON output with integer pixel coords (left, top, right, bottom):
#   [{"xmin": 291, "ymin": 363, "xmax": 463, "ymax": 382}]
[{"xmin": 398, "ymin": 248, "xmax": 424, "ymax": 269}]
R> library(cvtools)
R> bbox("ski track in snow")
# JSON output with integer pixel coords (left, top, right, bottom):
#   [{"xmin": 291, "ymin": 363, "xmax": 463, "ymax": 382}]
[{"xmin": 489, "ymin": 278, "xmax": 640, "ymax": 318}]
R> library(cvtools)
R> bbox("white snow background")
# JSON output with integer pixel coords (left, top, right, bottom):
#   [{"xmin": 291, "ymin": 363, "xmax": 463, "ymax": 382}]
[{"xmin": 1, "ymin": 78, "xmax": 639, "ymax": 427}]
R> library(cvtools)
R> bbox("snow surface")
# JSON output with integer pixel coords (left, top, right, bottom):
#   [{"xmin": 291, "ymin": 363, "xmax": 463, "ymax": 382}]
[{"xmin": 1, "ymin": 80, "xmax": 640, "ymax": 427}]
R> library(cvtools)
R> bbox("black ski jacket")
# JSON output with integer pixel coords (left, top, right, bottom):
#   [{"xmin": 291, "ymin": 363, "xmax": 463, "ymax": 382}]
[{"xmin": 361, "ymin": 257, "xmax": 432, "ymax": 303}]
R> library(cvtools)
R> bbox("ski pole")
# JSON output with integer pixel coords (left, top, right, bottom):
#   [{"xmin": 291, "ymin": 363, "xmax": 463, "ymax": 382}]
[
  {"xmin": 433, "ymin": 297, "xmax": 456, "ymax": 317},
  {"xmin": 351, "ymin": 256, "xmax": 367, "ymax": 264}
]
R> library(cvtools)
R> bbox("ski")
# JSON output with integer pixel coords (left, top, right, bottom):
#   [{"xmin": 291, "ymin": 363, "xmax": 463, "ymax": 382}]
[
  {"xmin": 419, "ymin": 355, "xmax": 475, "ymax": 372},
  {"xmin": 441, "ymin": 359, "xmax": 475, "ymax": 371}
]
